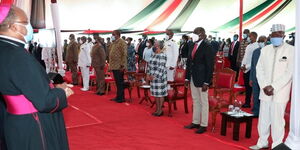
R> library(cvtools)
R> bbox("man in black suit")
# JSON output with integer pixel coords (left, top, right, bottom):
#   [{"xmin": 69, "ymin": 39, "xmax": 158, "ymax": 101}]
[
  {"xmin": 137, "ymin": 34, "xmax": 148, "ymax": 62},
  {"xmin": 184, "ymin": 27, "xmax": 214, "ymax": 134},
  {"xmin": 229, "ymin": 34, "xmax": 240, "ymax": 75},
  {"xmin": 178, "ymin": 34, "xmax": 191, "ymax": 67}
]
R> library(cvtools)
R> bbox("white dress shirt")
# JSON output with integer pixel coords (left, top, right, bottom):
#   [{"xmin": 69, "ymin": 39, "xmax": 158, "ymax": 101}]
[{"xmin": 241, "ymin": 42, "xmax": 259, "ymax": 73}]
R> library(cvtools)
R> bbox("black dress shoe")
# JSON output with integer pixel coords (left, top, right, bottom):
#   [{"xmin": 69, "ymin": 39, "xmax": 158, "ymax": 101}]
[
  {"xmin": 115, "ymin": 99, "xmax": 125, "ymax": 103},
  {"xmin": 184, "ymin": 123, "xmax": 200, "ymax": 129},
  {"xmin": 242, "ymin": 104, "xmax": 251, "ymax": 108},
  {"xmin": 195, "ymin": 127, "xmax": 207, "ymax": 134},
  {"xmin": 72, "ymin": 83, "xmax": 78, "ymax": 86},
  {"xmin": 97, "ymin": 93, "xmax": 105, "ymax": 96},
  {"xmin": 153, "ymin": 111, "xmax": 164, "ymax": 117}
]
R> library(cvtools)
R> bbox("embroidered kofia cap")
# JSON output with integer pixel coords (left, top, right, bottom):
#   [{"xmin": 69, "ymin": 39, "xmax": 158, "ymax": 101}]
[
  {"xmin": 0, "ymin": 4, "xmax": 11, "ymax": 24},
  {"xmin": 271, "ymin": 24, "xmax": 285, "ymax": 32}
]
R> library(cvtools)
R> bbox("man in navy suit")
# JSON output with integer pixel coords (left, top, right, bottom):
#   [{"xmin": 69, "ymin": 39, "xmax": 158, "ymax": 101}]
[
  {"xmin": 249, "ymin": 35, "xmax": 267, "ymax": 116},
  {"xmin": 184, "ymin": 27, "xmax": 214, "ymax": 134}
]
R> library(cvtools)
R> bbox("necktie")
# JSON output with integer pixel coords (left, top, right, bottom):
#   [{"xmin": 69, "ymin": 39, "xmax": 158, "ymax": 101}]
[
  {"xmin": 230, "ymin": 42, "xmax": 235, "ymax": 55},
  {"xmin": 192, "ymin": 43, "xmax": 198, "ymax": 59}
]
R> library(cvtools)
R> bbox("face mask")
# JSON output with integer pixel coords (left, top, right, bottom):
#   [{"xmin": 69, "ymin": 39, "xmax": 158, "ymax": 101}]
[
  {"xmin": 247, "ymin": 37, "xmax": 251, "ymax": 43},
  {"xmin": 191, "ymin": 33, "xmax": 199, "ymax": 43},
  {"xmin": 243, "ymin": 34, "xmax": 248, "ymax": 39},
  {"xmin": 208, "ymin": 37, "xmax": 212, "ymax": 41},
  {"xmin": 79, "ymin": 40, "xmax": 83, "ymax": 44},
  {"xmin": 165, "ymin": 35, "xmax": 170, "ymax": 41},
  {"xmin": 233, "ymin": 36, "xmax": 238, "ymax": 41},
  {"xmin": 258, "ymin": 42, "xmax": 265, "ymax": 48},
  {"xmin": 146, "ymin": 43, "xmax": 150, "ymax": 47},
  {"xmin": 111, "ymin": 36, "xmax": 116, "ymax": 41},
  {"xmin": 15, "ymin": 23, "xmax": 33, "ymax": 43},
  {"xmin": 270, "ymin": 37, "xmax": 283, "ymax": 47}
]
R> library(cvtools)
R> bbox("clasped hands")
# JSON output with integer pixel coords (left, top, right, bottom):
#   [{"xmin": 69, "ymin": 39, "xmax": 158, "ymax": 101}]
[
  {"xmin": 263, "ymin": 85, "xmax": 274, "ymax": 96},
  {"xmin": 55, "ymin": 83, "xmax": 74, "ymax": 98}
]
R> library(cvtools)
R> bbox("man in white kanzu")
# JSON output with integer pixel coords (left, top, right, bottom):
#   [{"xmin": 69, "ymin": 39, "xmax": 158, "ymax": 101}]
[
  {"xmin": 165, "ymin": 30, "xmax": 179, "ymax": 83},
  {"xmin": 78, "ymin": 36, "xmax": 92, "ymax": 91},
  {"xmin": 249, "ymin": 24, "xmax": 294, "ymax": 150}
]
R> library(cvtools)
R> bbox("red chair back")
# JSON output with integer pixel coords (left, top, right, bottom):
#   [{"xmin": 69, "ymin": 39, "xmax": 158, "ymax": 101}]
[
  {"xmin": 138, "ymin": 61, "xmax": 147, "ymax": 73},
  {"xmin": 174, "ymin": 68, "xmax": 186, "ymax": 82},
  {"xmin": 215, "ymin": 68, "xmax": 236, "ymax": 89}
]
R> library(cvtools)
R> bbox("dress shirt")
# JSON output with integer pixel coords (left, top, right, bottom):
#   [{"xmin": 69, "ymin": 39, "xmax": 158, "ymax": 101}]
[{"xmin": 241, "ymin": 42, "xmax": 259, "ymax": 73}]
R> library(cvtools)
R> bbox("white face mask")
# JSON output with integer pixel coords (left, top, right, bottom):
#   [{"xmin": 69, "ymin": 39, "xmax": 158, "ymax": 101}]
[
  {"xmin": 79, "ymin": 40, "xmax": 83, "ymax": 44},
  {"xmin": 146, "ymin": 42, "xmax": 150, "ymax": 47},
  {"xmin": 258, "ymin": 42, "xmax": 265, "ymax": 48},
  {"xmin": 165, "ymin": 35, "xmax": 170, "ymax": 41},
  {"xmin": 111, "ymin": 36, "xmax": 116, "ymax": 41},
  {"xmin": 191, "ymin": 33, "xmax": 199, "ymax": 43}
]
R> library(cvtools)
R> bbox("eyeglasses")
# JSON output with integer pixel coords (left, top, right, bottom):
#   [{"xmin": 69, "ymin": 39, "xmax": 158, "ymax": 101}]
[{"xmin": 14, "ymin": 21, "xmax": 28, "ymax": 25}]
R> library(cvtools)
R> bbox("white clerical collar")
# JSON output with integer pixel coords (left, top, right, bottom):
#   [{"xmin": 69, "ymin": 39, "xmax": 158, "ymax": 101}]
[{"xmin": 0, "ymin": 35, "xmax": 26, "ymax": 45}]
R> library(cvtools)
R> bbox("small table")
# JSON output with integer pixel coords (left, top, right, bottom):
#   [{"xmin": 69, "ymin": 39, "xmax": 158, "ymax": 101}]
[
  {"xmin": 139, "ymin": 85, "xmax": 153, "ymax": 105},
  {"xmin": 220, "ymin": 112, "xmax": 254, "ymax": 141}
]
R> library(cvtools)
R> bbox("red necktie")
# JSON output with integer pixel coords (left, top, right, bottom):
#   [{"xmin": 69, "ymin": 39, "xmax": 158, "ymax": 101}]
[
  {"xmin": 230, "ymin": 42, "xmax": 235, "ymax": 55},
  {"xmin": 192, "ymin": 43, "xmax": 198, "ymax": 59}
]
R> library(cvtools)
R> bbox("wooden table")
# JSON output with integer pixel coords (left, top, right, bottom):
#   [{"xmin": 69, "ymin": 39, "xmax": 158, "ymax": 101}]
[{"xmin": 220, "ymin": 112, "xmax": 254, "ymax": 141}]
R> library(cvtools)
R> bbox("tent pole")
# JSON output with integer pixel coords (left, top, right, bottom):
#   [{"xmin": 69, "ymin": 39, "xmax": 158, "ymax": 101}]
[
  {"xmin": 51, "ymin": 0, "xmax": 65, "ymax": 76},
  {"xmin": 239, "ymin": 0, "xmax": 243, "ymax": 41}
]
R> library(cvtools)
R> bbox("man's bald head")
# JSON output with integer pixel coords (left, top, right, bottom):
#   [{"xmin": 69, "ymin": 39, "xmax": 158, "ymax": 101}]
[{"xmin": 0, "ymin": 5, "xmax": 29, "ymax": 42}]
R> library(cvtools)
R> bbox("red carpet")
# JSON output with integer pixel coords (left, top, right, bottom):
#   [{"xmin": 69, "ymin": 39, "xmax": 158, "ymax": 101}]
[{"xmin": 63, "ymin": 72, "xmax": 289, "ymax": 150}]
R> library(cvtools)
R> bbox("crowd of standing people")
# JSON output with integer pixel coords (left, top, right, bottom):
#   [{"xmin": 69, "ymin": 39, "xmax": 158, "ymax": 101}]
[{"xmin": 0, "ymin": 3, "xmax": 296, "ymax": 150}]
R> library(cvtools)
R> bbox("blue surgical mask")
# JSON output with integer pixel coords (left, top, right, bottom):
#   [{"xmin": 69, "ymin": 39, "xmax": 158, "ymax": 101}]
[
  {"xmin": 111, "ymin": 35, "xmax": 116, "ymax": 41},
  {"xmin": 233, "ymin": 36, "xmax": 238, "ymax": 41},
  {"xmin": 16, "ymin": 23, "xmax": 34, "ymax": 43},
  {"xmin": 270, "ymin": 37, "xmax": 283, "ymax": 47},
  {"xmin": 243, "ymin": 34, "xmax": 248, "ymax": 39}
]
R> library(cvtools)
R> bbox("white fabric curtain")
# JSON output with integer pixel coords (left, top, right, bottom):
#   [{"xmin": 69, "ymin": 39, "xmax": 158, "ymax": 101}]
[
  {"xmin": 13, "ymin": 0, "xmax": 32, "ymax": 19},
  {"xmin": 285, "ymin": 0, "xmax": 300, "ymax": 149}
]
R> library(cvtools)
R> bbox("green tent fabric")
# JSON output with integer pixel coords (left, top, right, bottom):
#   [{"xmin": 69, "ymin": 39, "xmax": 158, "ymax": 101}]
[
  {"xmin": 119, "ymin": 0, "xmax": 167, "ymax": 30},
  {"xmin": 214, "ymin": 0, "xmax": 275, "ymax": 31},
  {"xmin": 286, "ymin": 27, "xmax": 295, "ymax": 32},
  {"xmin": 167, "ymin": 0, "xmax": 201, "ymax": 32},
  {"xmin": 254, "ymin": 0, "xmax": 292, "ymax": 29}
]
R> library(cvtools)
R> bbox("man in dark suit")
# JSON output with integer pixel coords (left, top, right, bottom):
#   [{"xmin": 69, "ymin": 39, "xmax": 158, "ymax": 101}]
[
  {"xmin": 137, "ymin": 34, "xmax": 148, "ymax": 62},
  {"xmin": 184, "ymin": 27, "xmax": 214, "ymax": 134},
  {"xmin": 229, "ymin": 34, "xmax": 240, "ymax": 75}
]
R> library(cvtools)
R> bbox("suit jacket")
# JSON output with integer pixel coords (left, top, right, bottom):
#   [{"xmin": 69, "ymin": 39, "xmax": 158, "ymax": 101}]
[
  {"xmin": 137, "ymin": 39, "xmax": 147, "ymax": 59},
  {"xmin": 186, "ymin": 40, "xmax": 214, "ymax": 87},
  {"xmin": 179, "ymin": 41, "xmax": 192, "ymax": 59},
  {"xmin": 229, "ymin": 41, "xmax": 240, "ymax": 67},
  {"xmin": 249, "ymin": 47, "xmax": 261, "ymax": 84}
]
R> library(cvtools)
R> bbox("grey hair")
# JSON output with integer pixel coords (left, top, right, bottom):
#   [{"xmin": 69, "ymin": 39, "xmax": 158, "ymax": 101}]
[
  {"xmin": 158, "ymin": 40, "xmax": 164, "ymax": 49},
  {"xmin": 0, "ymin": 5, "xmax": 17, "ymax": 32}
]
